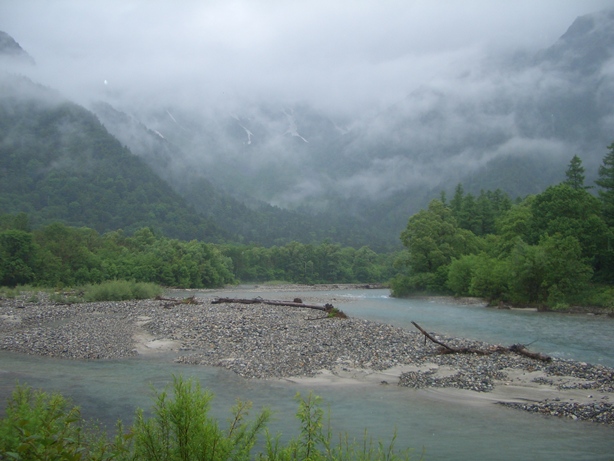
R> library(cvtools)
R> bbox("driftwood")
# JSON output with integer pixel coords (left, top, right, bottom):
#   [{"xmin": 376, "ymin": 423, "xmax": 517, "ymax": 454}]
[
  {"xmin": 509, "ymin": 344, "xmax": 552, "ymax": 362},
  {"xmin": 212, "ymin": 296, "xmax": 330, "ymax": 310},
  {"xmin": 155, "ymin": 295, "xmax": 199, "ymax": 308},
  {"xmin": 212, "ymin": 297, "xmax": 347, "ymax": 318},
  {"xmin": 411, "ymin": 321, "xmax": 551, "ymax": 362}
]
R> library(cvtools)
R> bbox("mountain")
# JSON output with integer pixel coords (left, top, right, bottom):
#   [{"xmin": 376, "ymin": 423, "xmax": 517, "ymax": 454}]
[
  {"xmin": 536, "ymin": 8, "xmax": 614, "ymax": 75},
  {"xmin": 0, "ymin": 30, "xmax": 34, "ymax": 65},
  {"xmin": 87, "ymin": 9, "xmax": 613, "ymax": 247},
  {"xmin": 0, "ymin": 73, "xmax": 228, "ymax": 242},
  {"xmin": 90, "ymin": 102, "xmax": 396, "ymax": 249},
  {"xmin": 2, "ymin": 9, "xmax": 613, "ymax": 250}
]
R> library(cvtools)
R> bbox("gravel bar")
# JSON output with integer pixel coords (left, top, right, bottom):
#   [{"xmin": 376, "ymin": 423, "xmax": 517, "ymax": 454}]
[{"xmin": 1, "ymin": 291, "xmax": 612, "ymax": 425}]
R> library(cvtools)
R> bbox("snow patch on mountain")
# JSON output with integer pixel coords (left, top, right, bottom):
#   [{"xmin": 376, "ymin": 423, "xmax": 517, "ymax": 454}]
[
  {"xmin": 283, "ymin": 110, "xmax": 308, "ymax": 143},
  {"xmin": 239, "ymin": 124, "xmax": 253, "ymax": 145}
]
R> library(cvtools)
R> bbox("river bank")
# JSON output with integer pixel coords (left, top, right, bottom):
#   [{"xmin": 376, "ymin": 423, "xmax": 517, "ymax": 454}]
[{"xmin": 0, "ymin": 287, "xmax": 612, "ymax": 425}]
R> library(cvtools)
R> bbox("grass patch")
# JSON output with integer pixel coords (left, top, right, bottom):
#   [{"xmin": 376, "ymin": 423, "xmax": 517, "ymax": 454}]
[
  {"xmin": 0, "ymin": 287, "xmax": 18, "ymax": 299},
  {"xmin": 83, "ymin": 280, "xmax": 163, "ymax": 302},
  {"xmin": 0, "ymin": 282, "xmax": 163, "ymax": 303},
  {"xmin": 326, "ymin": 305, "xmax": 348, "ymax": 318},
  {"xmin": 49, "ymin": 291, "xmax": 83, "ymax": 304}
]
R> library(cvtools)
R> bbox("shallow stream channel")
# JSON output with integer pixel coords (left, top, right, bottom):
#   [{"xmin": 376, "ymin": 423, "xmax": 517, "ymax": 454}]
[{"xmin": 1, "ymin": 287, "xmax": 613, "ymax": 460}]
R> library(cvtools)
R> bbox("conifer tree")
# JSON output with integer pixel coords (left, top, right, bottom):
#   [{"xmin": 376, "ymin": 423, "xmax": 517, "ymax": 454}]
[
  {"xmin": 564, "ymin": 155, "xmax": 589, "ymax": 190},
  {"xmin": 596, "ymin": 143, "xmax": 614, "ymax": 227},
  {"xmin": 450, "ymin": 183, "xmax": 464, "ymax": 215}
]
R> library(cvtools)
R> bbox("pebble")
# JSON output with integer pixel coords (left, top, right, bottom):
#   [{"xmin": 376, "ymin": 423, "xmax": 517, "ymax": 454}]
[
  {"xmin": 1, "ymin": 291, "xmax": 613, "ymax": 425},
  {"xmin": 498, "ymin": 401, "xmax": 614, "ymax": 424}
]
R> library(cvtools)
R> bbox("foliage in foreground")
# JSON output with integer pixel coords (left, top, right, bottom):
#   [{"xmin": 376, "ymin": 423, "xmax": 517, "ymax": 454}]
[{"xmin": 0, "ymin": 377, "xmax": 415, "ymax": 461}]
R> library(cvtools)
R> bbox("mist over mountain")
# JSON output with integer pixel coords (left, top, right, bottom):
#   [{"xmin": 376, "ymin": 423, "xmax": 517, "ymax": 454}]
[
  {"xmin": 0, "ymin": 73, "xmax": 229, "ymax": 242},
  {"xmin": 92, "ymin": 8, "xmax": 614, "ymax": 239},
  {"xmin": 87, "ymin": 101, "xmax": 396, "ymax": 249},
  {"xmin": 1, "ymin": 4, "xmax": 613, "ymax": 249},
  {"xmin": 0, "ymin": 30, "xmax": 34, "ymax": 66}
]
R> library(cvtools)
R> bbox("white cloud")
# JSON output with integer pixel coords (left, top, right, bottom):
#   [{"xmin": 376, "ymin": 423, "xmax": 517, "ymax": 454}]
[{"xmin": 1, "ymin": 0, "xmax": 612, "ymax": 112}]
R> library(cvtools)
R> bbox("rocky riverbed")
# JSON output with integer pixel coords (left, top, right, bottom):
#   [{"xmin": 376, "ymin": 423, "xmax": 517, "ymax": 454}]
[{"xmin": 0, "ymin": 289, "xmax": 612, "ymax": 426}]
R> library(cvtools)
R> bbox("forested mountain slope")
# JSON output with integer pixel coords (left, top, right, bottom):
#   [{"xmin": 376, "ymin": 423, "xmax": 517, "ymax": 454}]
[
  {"xmin": 92, "ymin": 102, "xmax": 397, "ymax": 249},
  {"xmin": 0, "ymin": 74, "xmax": 228, "ymax": 242}
]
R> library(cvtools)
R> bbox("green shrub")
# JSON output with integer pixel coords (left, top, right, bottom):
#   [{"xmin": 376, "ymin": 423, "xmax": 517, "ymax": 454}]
[
  {"xmin": 570, "ymin": 285, "xmax": 614, "ymax": 310},
  {"xmin": 0, "ymin": 385, "xmax": 102, "ymax": 460},
  {"xmin": 83, "ymin": 280, "xmax": 162, "ymax": 302},
  {"xmin": 0, "ymin": 378, "xmax": 416, "ymax": 460},
  {"xmin": 131, "ymin": 375, "xmax": 270, "ymax": 461},
  {"xmin": 261, "ymin": 392, "xmax": 413, "ymax": 461}
]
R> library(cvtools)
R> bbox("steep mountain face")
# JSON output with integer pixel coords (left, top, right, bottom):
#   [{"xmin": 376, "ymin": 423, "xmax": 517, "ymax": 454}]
[
  {"xmin": 105, "ymin": 102, "xmax": 351, "ymax": 211},
  {"xmin": 0, "ymin": 30, "xmax": 34, "ymax": 65},
  {"xmin": 0, "ymin": 74, "xmax": 228, "ymax": 242},
  {"xmin": 536, "ymin": 8, "xmax": 614, "ymax": 74},
  {"xmin": 343, "ymin": 8, "xmax": 614, "ymax": 199},
  {"xmin": 91, "ymin": 102, "xmax": 396, "ymax": 249},
  {"xmin": 91, "ymin": 8, "xmax": 613, "ymax": 248}
]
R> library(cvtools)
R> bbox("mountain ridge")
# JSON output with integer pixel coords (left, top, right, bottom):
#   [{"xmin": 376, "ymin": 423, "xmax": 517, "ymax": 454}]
[
  {"xmin": 0, "ymin": 73, "xmax": 230, "ymax": 243},
  {"xmin": 1, "ymin": 8, "xmax": 612, "ymax": 249}
]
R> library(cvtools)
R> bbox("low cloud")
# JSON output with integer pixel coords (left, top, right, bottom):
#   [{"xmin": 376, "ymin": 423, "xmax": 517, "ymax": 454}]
[
  {"xmin": 2, "ymin": 1, "xmax": 612, "ymax": 213},
  {"xmin": 1, "ymin": 0, "xmax": 612, "ymax": 114}
]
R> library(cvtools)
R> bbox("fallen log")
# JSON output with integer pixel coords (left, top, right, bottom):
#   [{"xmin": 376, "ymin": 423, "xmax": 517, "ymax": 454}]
[
  {"xmin": 509, "ymin": 344, "xmax": 552, "ymax": 362},
  {"xmin": 411, "ymin": 321, "xmax": 456, "ymax": 352},
  {"xmin": 411, "ymin": 321, "xmax": 551, "ymax": 362},
  {"xmin": 155, "ymin": 295, "xmax": 199, "ymax": 308},
  {"xmin": 212, "ymin": 297, "xmax": 347, "ymax": 318},
  {"xmin": 212, "ymin": 297, "xmax": 328, "ymax": 311}
]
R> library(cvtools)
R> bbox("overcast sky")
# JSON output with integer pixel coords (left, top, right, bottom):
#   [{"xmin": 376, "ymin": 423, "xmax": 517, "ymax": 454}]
[{"xmin": 1, "ymin": 0, "xmax": 613, "ymax": 114}]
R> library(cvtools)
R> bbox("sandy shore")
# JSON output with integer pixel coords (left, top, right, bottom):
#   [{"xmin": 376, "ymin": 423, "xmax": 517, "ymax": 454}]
[{"xmin": 282, "ymin": 362, "xmax": 610, "ymax": 406}]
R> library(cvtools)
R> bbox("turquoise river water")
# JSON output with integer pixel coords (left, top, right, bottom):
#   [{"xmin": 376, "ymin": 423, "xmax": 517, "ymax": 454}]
[{"xmin": 0, "ymin": 288, "xmax": 612, "ymax": 460}]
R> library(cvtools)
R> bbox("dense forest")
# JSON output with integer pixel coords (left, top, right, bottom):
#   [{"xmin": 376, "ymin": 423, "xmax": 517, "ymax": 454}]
[
  {"xmin": 391, "ymin": 144, "xmax": 614, "ymax": 308},
  {"xmin": 0, "ymin": 215, "xmax": 396, "ymax": 288}
]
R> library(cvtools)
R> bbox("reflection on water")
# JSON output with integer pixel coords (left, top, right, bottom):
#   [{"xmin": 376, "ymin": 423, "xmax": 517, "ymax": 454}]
[{"xmin": 1, "ymin": 288, "xmax": 613, "ymax": 460}]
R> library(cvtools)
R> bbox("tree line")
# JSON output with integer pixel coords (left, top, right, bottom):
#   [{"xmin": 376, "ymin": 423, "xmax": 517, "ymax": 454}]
[
  {"xmin": 391, "ymin": 144, "xmax": 614, "ymax": 308},
  {"xmin": 4, "ymin": 141, "xmax": 613, "ymax": 301},
  {"xmin": 0, "ymin": 215, "xmax": 396, "ymax": 289},
  {"xmin": 221, "ymin": 242, "xmax": 396, "ymax": 284},
  {"xmin": 0, "ymin": 220, "xmax": 234, "ymax": 288}
]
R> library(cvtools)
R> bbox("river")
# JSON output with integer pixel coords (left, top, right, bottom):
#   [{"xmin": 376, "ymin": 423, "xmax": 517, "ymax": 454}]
[{"xmin": 0, "ymin": 287, "xmax": 612, "ymax": 460}]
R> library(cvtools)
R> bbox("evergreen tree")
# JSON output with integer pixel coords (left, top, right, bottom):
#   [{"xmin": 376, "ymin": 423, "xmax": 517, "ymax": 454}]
[
  {"xmin": 596, "ymin": 142, "xmax": 614, "ymax": 227},
  {"xmin": 450, "ymin": 183, "xmax": 464, "ymax": 215},
  {"xmin": 564, "ymin": 155, "xmax": 589, "ymax": 190}
]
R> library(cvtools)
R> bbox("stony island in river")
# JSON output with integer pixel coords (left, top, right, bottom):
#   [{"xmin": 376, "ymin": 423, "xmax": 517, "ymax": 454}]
[{"xmin": 0, "ymin": 287, "xmax": 612, "ymax": 426}]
